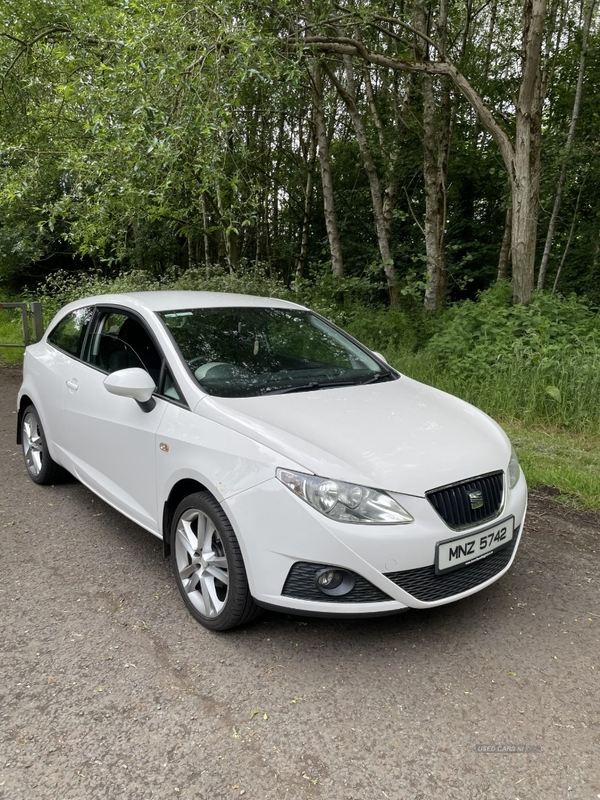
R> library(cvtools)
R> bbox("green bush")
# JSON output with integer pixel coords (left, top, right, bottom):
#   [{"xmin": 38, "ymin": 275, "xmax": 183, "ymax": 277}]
[
  {"xmin": 170, "ymin": 266, "xmax": 294, "ymax": 301},
  {"xmin": 27, "ymin": 263, "xmax": 295, "ymax": 325},
  {"xmin": 409, "ymin": 284, "xmax": 600, "ymax": 431},
  {"xmin": 340, "ymin": 308, "xmax": 419, "ymax": 357}
]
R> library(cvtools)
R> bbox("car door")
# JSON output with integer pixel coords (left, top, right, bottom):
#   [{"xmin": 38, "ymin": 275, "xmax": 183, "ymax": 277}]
[
  {"xmin": 61, "ymin": 308, "xmax": 170, "ymax": 533},
  {"xmin": 37, "ymin": 306, "xmax": 95, "ymax": 460}
]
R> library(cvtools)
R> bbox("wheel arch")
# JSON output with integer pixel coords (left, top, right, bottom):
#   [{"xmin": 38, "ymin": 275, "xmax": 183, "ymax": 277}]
[
  {"xmin": 16, "ymin": 394, "xmax": 35, "ymax": 444},
  {"xmin": 162, "ymin": 478, "xmax": 211, "ymax": 557}
]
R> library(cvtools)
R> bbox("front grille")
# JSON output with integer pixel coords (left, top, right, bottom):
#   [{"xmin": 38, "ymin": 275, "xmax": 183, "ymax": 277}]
[
  {"xmin": 282, "ymin": 562, "xmax": 392, "ymax": 603},
  {"xmin": 384, "ymin": 531, "xmax": 518, "ymax": 602},
  {"xmin": 427, "ymin": 471, "xmax": 504, "ymax": 530}
]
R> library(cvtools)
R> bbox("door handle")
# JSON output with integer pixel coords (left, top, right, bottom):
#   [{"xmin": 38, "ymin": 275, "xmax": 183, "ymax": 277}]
[{"xmin": 66, "ymin": 379, "xmax": 79, "ymax": 392}]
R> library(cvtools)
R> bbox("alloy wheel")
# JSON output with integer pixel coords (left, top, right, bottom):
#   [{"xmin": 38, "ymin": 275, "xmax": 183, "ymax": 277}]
[
  {"xmin": 22, "ymin": 410, "xmax": 44, "ymax": 478},
  {"xmin": 174, "ymin": 507, "xmax": 230, "ymax": 618}
]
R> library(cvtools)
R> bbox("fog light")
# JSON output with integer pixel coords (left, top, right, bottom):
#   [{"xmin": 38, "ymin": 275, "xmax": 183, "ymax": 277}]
[
  {"xmin": 314, "ymin": 567, "xmax": 356, "ymax": 597},
  {"xmin": 317, "ymin": 569, "xmax": 343, "ymax": 590}
]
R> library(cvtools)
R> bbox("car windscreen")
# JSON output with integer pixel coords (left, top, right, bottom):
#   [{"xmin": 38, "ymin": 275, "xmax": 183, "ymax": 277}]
[{"xmin": 158, "ymin": 307, "xmax": 395, "ymax": 398}]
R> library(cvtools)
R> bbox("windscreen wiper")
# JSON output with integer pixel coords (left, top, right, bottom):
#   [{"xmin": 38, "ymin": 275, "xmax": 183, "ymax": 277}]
[
  {"xmin": 264, "ymin": 381, "xmax": 325, "ymax": 395},
  {"xmin": 264, "ymin": 372, "xmax": 395, "ymax": 395},
  {"xmin": 358, "ymin": 370, "xmax": 396, "ymax": 385}
]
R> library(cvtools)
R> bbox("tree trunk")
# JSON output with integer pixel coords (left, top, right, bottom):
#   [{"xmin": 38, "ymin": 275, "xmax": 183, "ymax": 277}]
[
  {"xmin": 422, "ymin": 72, "xmax": 452, "ymax": 311},
  {"xmin": 302, "ymin": 0, "xmax": 551, "ymax": 307},
  {"xmin": 296, "ymin": 115, "xmax": 317, "ymax": 280},
  {"xmin": 363, "ymin": 67, "xmax": 400, "ymax": 245},
  {"xmin": 511, "ymin": 0, "xmax": 546, "ymax": 305},
  {"xmin": 215, "ymin": 182, "xmax": 238, "ymax": 273},
  {"xmin": 419, "ymin": 1, "xmax": 452, "ymax": 312},
  {"xmin": 552, "ymin": 181, "xmax": 584, "ymax": 293},
  {"xmin": 325, "ymin": 57, "xmax": 398, "ymax": 306},
  {"xmin": 187, "ymin": 234, "xmax": 195, "ymax": 269},
  {"xmin": 484, "ymin": 0, "xmax": 499, "ymax": 80},
  {"xmin": 422, "ymin": 74, "xmax": 445, "ymax": 310},
  {"xmin": 310, "ymin": 59, "xmax": 344, "ymax": 280},
  {"xmin": 497, "ymin": 206, "xmax": 513, "ymax": 281},
  {"xmin": 537, "ymin": 0, "xmax": 596, "ymax": 289},
  {"xmin": 201, "ymin": 192, "xmax": 211, "ymax": 278}
]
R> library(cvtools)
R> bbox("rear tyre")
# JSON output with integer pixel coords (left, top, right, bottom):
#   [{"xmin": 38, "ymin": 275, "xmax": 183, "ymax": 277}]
[
  {"xmin": 170, "ymin": 491, "xmax": 261, "ymax": 631},
  {"xmin": 21, "ymin": 404, "xmax": 68, "ymax": 485}
]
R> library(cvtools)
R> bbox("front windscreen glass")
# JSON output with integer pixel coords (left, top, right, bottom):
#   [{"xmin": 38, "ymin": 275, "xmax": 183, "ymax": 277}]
[{"xmin": 158, "ymin": 306, "xmax": 396, "ymax": 398}]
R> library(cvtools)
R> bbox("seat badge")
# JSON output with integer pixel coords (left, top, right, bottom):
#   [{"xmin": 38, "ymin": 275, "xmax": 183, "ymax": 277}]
[{"xmin": 468, "ymin": 489, "xmax": 484, "ymax": 510}]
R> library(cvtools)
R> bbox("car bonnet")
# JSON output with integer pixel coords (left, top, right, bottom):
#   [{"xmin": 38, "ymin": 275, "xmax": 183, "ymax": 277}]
[{"xmin": 194, "ymin": 376, "xmax": 510, "ymax": 497}]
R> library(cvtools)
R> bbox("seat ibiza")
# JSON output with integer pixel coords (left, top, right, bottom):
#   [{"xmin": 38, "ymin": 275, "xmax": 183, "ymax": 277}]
[{"xmin": 18, "ymin": 291, "xmax": 527, "ymax": 630}]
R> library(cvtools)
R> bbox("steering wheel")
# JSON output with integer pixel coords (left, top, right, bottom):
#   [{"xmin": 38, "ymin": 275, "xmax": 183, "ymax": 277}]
[{"xmin": 193, "ymin": 361, "xmax": 251, "ymax": 381}]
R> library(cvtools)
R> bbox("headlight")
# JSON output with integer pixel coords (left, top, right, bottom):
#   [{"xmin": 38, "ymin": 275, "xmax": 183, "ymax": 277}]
[
  {"xmin": 508, "ymin": 447, "xmax": 521, "ymax": 489},
  {"xmin": 276, "ymin": 469, "xmax": 413, "ymax": 524}
]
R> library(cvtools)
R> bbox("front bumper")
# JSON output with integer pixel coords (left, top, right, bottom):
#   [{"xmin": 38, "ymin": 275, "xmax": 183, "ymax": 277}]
[{"xmin": 223, "ymin": 471, "xmax": 528, "ymax": 617}]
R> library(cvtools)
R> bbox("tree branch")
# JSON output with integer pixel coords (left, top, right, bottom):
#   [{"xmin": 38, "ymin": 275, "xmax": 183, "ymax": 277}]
[{"xmin": 300, "ymin": 35, "xmax": 515, "ymax": 174}]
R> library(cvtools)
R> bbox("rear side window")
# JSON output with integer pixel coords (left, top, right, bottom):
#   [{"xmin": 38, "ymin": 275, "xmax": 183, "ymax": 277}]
[{"xmin": 47, "ymin": 307, "xmax": 93, "ymax": 358}]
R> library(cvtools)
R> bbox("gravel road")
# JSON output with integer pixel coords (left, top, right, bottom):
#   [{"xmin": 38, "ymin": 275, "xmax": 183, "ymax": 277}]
[{"xmin": 0, "ymin": 365, "xmax": 598, "ymax": 800}]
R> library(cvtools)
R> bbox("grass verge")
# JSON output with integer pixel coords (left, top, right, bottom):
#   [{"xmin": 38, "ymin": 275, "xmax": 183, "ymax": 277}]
[
  {"xmin": 0, "ymin": 312, "xmax": 26, "ymax": 365},
  {"xmin": 501, "ymin": 420, "xmax": 600, "ymax": 511}
]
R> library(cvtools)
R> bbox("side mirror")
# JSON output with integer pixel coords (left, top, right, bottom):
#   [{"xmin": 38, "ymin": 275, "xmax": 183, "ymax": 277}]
[
  {"xmin": 372, "ymin": 351, "xmax": 389, "ymax": 365},
  {"xmin": 104, "ymin": 368, "xmax": 156, "ymax": 412}
]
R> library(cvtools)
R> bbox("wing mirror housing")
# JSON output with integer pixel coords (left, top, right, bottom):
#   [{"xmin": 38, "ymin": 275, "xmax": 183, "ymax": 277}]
[
  {"xmin": 104, "ymin": 368, "xmax": 156, "ymax": 412},
  {"xmin": 372, "ymin": 351, "xmax": 389, "ymax": 365}
]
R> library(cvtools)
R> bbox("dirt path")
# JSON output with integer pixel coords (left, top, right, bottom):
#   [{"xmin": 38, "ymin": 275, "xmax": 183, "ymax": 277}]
[{"xmin": 0, "ymin": 366, "xmax": 598, "ymax": 800}]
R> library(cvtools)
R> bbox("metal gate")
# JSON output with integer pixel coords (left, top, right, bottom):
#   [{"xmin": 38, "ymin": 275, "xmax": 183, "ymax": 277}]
[{"xmin": 0, "ymin": 302, "xmax": 44, "ymax": 348}]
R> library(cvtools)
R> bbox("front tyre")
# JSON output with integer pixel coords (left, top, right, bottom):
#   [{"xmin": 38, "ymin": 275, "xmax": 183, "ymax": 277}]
[
  {"xmin": 170, "ymin": 492, "xmax": 261, "ymax": 631},
  {"xmin": 21, "ymin": 404, "xmax": 67, "ymax": 485}
]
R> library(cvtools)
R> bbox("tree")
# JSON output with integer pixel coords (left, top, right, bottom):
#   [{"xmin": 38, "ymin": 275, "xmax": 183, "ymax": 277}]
[
  {"xmin": 2, "ymin": 0, "xmax": 599, "ymax": 309},
  {"xmin": 310, "ymin": 58, "xmax": 344, "ymax": 280},
  {"xmin": 416, "ymin": 0, "xmax": 453, "ymax": 311},
  {"xmin": 300, "ymin": 0, "xmax": 550, "ymax": 304},
  {"xmin": 537, "ymin": 0, "xmax": 597, "ymax": 289}
]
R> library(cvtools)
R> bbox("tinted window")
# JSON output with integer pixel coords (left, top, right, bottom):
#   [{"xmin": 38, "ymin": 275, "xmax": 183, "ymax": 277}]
[
  {"xmin": 82, "ymin": 310, "xmax": 184, "ymax": 402},
  {"xmin": 47, "ymin": 307, "xmax": 93, "ymax": 358},
  {"xmin": 159, "ymin": 307, "xmax": 393, "ymax": 398},
  {"xmin": 85, "ymin": 312, "xmax": 162, "ymax": 383}
]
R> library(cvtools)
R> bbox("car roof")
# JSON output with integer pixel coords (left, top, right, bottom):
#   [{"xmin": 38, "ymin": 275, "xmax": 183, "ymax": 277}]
[{"xmin": 65, "ymin": 290, "xmax": 307, "ymax": 314}]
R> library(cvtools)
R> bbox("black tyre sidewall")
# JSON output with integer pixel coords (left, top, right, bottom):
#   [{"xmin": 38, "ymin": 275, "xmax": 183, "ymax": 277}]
[
  {"xmin": 21, "ymin": 404, "xmax": 61, "ymax": 486},
  {"xmin": 170, "ymin": 491, "xmax": 253, "ymax": 632}
]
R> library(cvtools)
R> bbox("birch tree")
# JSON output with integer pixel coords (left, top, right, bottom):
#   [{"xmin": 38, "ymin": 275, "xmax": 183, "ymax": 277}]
[
  {"xmin": 323, "ymin": 57, "xmax": 399, "ymax": 304},
  {"xmin": 537, "ymin": 0, "xmax": 597, "ymax": 289},
  {"xmin": 310, "ymin": 58, "xmax": 344, "ymax": 280},
  {"xmin": 301, "ymin": 0, "xmax": 549, "ymax": 304}
]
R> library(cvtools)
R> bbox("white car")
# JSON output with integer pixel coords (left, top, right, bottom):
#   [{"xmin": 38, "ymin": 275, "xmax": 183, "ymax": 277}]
[{"xmin": 18, "ymin": 291, "xmax": 527, "ymax": 630}]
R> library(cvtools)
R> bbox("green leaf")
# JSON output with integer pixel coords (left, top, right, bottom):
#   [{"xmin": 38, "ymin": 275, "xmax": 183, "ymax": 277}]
[{"xmin": 545, "ymin": 385, "xmax": 561, "ymax": 402}]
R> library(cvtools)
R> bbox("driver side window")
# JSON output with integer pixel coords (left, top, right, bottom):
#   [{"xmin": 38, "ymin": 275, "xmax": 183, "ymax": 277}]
[
  {"xmin": 84, "ymin": 310, "xmax": 184, "ymax": 403},
  {"xmin": 85, "ymin": 313, "xmax": 160, "ymax": 381}
]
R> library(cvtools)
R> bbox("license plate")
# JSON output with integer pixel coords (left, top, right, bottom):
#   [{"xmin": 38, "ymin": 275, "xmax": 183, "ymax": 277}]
[{"xmin": 435, "ymin": 516, "xmax": 515, "ymax": 575}]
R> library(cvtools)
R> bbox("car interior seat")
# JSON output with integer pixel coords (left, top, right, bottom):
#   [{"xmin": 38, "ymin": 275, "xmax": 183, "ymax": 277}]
[{"xmin": 116, "ymin": 318, "xmax": 162, "ymax": 383}]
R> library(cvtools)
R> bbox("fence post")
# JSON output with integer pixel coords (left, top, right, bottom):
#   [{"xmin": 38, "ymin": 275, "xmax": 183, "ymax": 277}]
[
  {"xmin": 20, "ymin": 306, "xmax": 30, "ymax": 347},
  {"xmin": 31, "ymin": 303, "xmax": 44, "ymax": 342}
]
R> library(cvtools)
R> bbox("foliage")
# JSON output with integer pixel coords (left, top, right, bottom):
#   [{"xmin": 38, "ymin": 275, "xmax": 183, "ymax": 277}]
[
  {"xmin": 408, "ymin": 283, "xmax": 600, "ymax": 431},
  {"xmin": 423, "ymin": 282, "xmax": 599, "ymax": 370},
  {"xmin": 27, "ymin": 262, "xmax": 295, "ymax": 322},
  {"xmin": 0, "ymin": 308, "xmax": 26, "ymax": 364},
  {"xmin": 0, "ymin": 0, "xmax": 308, "ymax": 289},
  {"xmin": 1, "ymin": 0, "xmax": 599, "ymax": 306}
]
